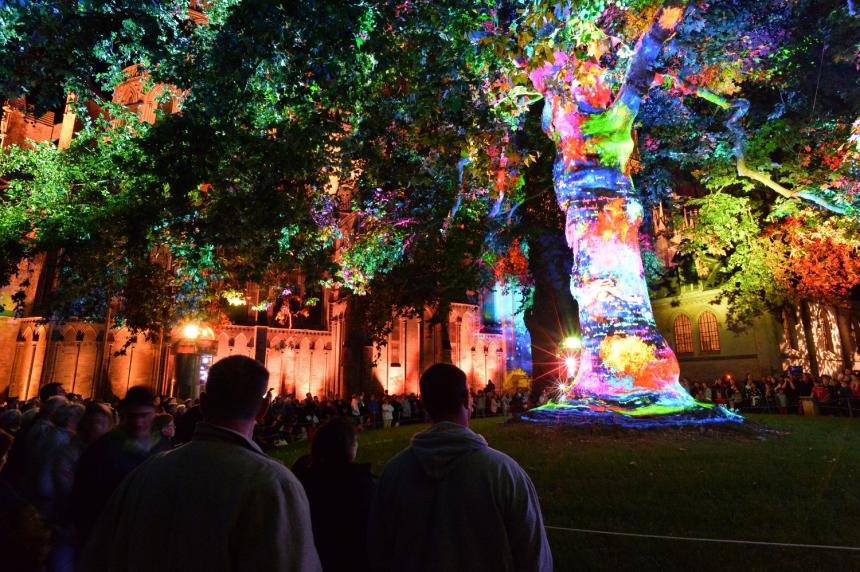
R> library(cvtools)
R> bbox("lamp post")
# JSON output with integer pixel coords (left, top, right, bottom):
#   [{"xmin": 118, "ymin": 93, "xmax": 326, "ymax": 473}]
[{"xmin": 172, "ymin": 323, "xmax": 215, "ymax": 400}]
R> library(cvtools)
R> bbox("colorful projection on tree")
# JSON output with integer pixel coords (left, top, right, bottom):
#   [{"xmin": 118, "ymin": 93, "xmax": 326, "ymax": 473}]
[
  {"xmin": 519, "ymin": 3, "xmax": 741, "ymax": 426},
  {"xmin": 482, "ymin": 284, "xmax": 533, "ymax": 376}
]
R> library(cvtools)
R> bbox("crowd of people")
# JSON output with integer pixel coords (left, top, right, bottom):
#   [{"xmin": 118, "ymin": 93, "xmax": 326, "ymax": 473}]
[
  {"xmin": 2, "ymin": 362, "xmax": 858, "ymax": 571},
  {"xmin": 681, "ymin": 369, "xmax": 860, "ymax": 415},
  {"xmin": 255, "ymin": 381, "xmax": 536, "ymax": 448},
  {"xmin": 0, "ymin": 359, "xmax": 552, "ymax": 572}
]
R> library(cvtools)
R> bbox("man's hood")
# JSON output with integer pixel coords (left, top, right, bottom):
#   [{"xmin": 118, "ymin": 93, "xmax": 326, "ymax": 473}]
[{"xmin": 409, "ymin": 421, "xmax": 488, "ymax": 480}]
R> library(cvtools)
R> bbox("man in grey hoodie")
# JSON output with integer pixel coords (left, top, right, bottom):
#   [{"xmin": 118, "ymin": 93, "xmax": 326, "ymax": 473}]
[{"xmin": 368, "ymin": 363, "xmax": 552, "ymax": 572}]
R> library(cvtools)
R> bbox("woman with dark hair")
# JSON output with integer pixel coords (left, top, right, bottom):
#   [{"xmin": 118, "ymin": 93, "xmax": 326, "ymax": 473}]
[{"xmin": 293, "ymin": 417, "xmax": 374, "ymax": 572}]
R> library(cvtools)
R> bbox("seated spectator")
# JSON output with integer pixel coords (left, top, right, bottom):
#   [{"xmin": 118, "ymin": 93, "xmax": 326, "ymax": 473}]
[{"xmin": 295, "ymin": 417, "xmax": 374, "ymax": 572}]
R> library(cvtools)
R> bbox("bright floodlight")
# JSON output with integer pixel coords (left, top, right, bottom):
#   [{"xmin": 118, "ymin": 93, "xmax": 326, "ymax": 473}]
[
  {"xmin": 181, "ymin": 323, "xmax": 200, "ymax": 340},
  {"xmin": 562, "ymin": 336, "xmax": 582, "ymax": 350},
  {"xmin": 564, "ymin": 356, "xmax": 578, "ymax": 375}
]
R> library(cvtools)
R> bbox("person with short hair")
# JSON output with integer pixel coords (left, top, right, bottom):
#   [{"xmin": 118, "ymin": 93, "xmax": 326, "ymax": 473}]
[
  {"xmin": 80, "ymin": 355, "xmax": 321, "ymax": 572},
  {"xmin": 70, "ymin": 386, "xmax": 162, "ymax": 545},
  {"xmin": 368, "ymin": 363, "xmax": 552, "ymax": 572},
  {"xmin": 39, "ymin": 382, "xmax": 66, "ymax": 403},
  {"xmin": 153, "ymin": 413, "xmax": 176, "ymax": 449}
]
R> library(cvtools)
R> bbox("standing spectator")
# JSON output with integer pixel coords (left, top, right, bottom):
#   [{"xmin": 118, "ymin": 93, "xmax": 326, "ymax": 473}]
[
  {"xmin": 368, "ymin": 363, "xmax": 552, "ymax": 572},
  {"xmin": 712, "ymin": 377, "xmax": 727, "ymax": 405},
  {"xmin": 798, "ymin": 373, "xmax": 814, "ymax": 398},
  {"xmin": 763, "ymin": 380, "xmax": 776, "ymax": 413},
  {"xmin": 351, "ymin": 393, "xmax": 364, "ymax": 427},
  {"xmin": 488, "ymin": 393, "xmax": 499, "ymax": 416},
  {"xmin": 485, "ymin": 379, "xmax": 496, "ymax": 395},
  {"xmin": 367, "ymin": 394, "xmax": 382, "ymax": 428},
  {"xmin": 296, "ymin": 417, "xmax": 374, "ymax": 572},
  {"xmin": 174, "ymin": 402, "xmax": 203, "ymax": 445},
  {"xmin": 776, "ymin": 382, "xmax": 789, "ymax": 414},
  {"xmin": 80, "ymin": 356, "xmax": 321, "ymax": 572},
  {"xmin": 836, "ymin": 380, "xmax": 853, "ymax": 415},
  {"xmin": 4, "ymin": 396, "xmax": 69, "ymax": 515},
  {"xmin": 77, "ymin": 403, "xmax": 114, "ymax": 448},
  {"xmin": 501, "ymin": 393, "xmax": 511, "ymax": 416},
  {"xmin": 0, "ymin": 429, "xmax": 52, "ymax": 572},
  {"xmin": 390, "ymin": 395, "xmax": 403, "ymax": 427},
  {"xmin": 850, "ymin": 375, "xmax": 860, "ymax": 399},
  {"xmin": 0, "ymin": 409, "xmax": 23, "ymax": 436},
  {"xmin": 381, "ymin": 398, "xmax": 394, "ymax": 429},
  {"xmin": 728, "ymin": 379, "xmax": 744, "ymax": 410},
  {"xmin": 743, "ymin": 375, "xmax": 762, "ymax": 410},
  {"xmin": 475, "ymin": 391, "xmax": 486, "ymax": 418},
  {"xmin": 783, "ymin": 376, "xmax": 799, "ymax": 413},
  {"xmin": 398, "ymin": 395, "xmax": 412, "ymax": 423},
  {"xmin": 46, "ymin": 403, "xmax": 86, "ymax": 572},
  {"xmin": 153, "ymin": 413, "xmax": 176, "ymax": 449},
  {"xmin": 812, "ymin": 379, "xmax": 831, "ymax": 405},
  {"xmin": 70, "ymin": 386, "xmax": 163, "ymax": 545}
]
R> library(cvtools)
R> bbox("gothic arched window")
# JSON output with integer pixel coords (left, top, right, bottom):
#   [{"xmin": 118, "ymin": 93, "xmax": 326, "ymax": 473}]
[
  {"xmin": 698, "ymin": 311, "xmax": 721, "ymax": 352},
  {"xmin": 673, "ymin": 315, "xmax": 694, "ymax": 354}
]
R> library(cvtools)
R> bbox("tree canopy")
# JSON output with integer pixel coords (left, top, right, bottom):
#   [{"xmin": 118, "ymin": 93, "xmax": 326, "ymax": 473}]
[{"xmin": 1, "ymin": 0, "xmax": 858, "ymax": 339}]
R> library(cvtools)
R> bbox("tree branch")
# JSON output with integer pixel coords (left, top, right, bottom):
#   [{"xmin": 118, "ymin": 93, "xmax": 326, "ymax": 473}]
[
  {"xmin": 614, "ymin": 0, "xmax": 689, "ymax": 117},
  {"xmin": 669, "ymin": 76, "xmax": 851, "ymax": 215}
]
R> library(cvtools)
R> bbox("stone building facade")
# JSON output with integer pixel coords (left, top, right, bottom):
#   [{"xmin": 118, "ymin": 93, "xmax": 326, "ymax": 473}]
[{"xmin": 648, "ymin": 205, "xmax": 860, "ymax": 382}]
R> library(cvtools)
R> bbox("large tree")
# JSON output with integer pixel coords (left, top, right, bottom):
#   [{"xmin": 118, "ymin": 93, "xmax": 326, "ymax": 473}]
[{"xmin": 1, "ymin": 0, "xmax": 858, "ymax": 411}]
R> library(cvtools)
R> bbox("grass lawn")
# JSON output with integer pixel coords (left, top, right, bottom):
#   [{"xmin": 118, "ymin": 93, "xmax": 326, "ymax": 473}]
[{"xmin": 271, "ymin": 414, "xmax": 860, "ymax": 571}]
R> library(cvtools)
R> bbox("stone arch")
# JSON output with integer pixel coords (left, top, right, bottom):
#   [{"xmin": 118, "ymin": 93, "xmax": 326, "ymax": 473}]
[
  {"xmin": 19, "ymin": 326, "xmax": 33, "ymax": 342},
  {"xmin": 80, "ymin": 325, "xmax": 98, "ymax": 342}
]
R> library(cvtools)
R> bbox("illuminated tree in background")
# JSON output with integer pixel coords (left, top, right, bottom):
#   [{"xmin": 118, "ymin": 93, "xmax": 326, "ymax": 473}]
[
  {"xmin": 480, "ymin": 2, "xmax": 728, "ymax": 422},
  {"xmin": 474, "ymin": 0, "xmax": 859, "ymax": 423}
]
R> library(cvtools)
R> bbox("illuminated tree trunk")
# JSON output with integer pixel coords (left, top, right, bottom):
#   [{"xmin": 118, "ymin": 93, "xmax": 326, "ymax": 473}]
[
  {"xmin": 552, "ymin": 167, "xmax": 695, "ymax": 413},
  {"xmin": 524, "ymin": 1, "xmax": 733, "ymax": 421}
]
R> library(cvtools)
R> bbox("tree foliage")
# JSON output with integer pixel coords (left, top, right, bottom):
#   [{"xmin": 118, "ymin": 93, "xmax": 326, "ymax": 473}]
[{"xmin": 0, "ymin": 0, "xmax": 858, "ymax": 340}]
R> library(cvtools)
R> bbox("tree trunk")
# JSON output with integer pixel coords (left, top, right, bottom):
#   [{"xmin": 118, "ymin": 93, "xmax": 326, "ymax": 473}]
[
  {"xmin": 342, "ymin": 295, "xmax": 372, "ymax": 396},
  {"xmin": 553, "ymin": 178, "xmax": 693, "ymax": 411},
  {"xmin": 523, "ymin": 1, "xmax": 735, "ymax": 421},
  {"xmin": 798, "ymin": 300, "xmax": 820, "ymax": 377},
  {"xmin": 525, "ymin": 228, "xmax": 579, "ymax": 397}
]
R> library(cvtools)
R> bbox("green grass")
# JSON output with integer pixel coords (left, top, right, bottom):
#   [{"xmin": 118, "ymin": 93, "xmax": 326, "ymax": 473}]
[{"xmin": 271, "ymin": 415, "xmax": 860, "ymax": 571}]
